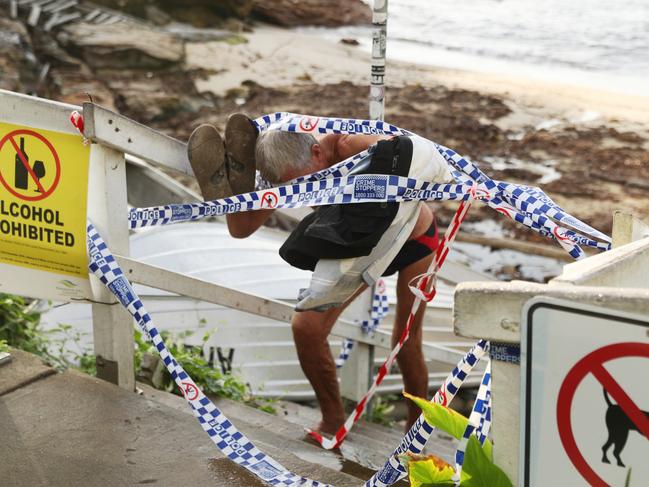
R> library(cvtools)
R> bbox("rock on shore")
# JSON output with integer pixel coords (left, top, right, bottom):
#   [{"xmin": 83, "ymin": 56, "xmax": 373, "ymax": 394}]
[
  {"xmin": 87, "ymin": 0, "xmax": 370, "ymax": 27},
  {"xmin": 0, "ymin": 18, "xmax": 40, "ymax": 94},
  {"xmin": 89, "ymin": 0, "xmax": 254, "ymax": 23},
  {"xmin": 58, "ymin": 22, "xmax": 184, "ymax": 70},
  {"xmin": 251, "ymin": 0, "xmax": 371, "ymax": 27}
]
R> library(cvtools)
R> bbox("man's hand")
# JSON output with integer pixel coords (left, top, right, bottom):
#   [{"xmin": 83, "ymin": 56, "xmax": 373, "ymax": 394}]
[{"xmin": 226, "ymin": 209, "xmax": 275, "ymax": 238}]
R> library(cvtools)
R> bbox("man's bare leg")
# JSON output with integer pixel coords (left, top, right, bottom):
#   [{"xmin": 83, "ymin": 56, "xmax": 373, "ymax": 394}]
[
  {"xmin": 393, "ymin": 254, "xmax": 434, "ymax": 430},
  {"xmin": 292, "ymin": 286, "xmax": 367, "ymax": 435}
]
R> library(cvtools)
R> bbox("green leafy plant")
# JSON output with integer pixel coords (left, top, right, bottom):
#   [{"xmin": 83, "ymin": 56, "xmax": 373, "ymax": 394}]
[
  {"xmin": 401, "ymin": 392, "xmax": 513, "ymax": 487},
  {"xmin": 367, "ymin": 394, "xmax": 398, "ymax": 427},
  {"xmin": 1, "ymin": 293, "xmax": 275, "ymax": 414},
  {"xmin": 0, "ymin": 338, "xmax": 9, "ymax": 353},
  {"xmin": 46, "ymin": 321, "xmax": 96, "ymax": 372},
  {"xmin": 0, "ymin": 293, "xmax": 47, "ymax": 356},
  {"xmin": 77, "ymin": 352, "xmax": 97, "ymax": 375},
  {"xmin": 401, "ymin": 453, "xmax": 456, "ymax": 487},
  {"xmin": 134, "ymin": 328, "xmax": 277, "ymax": 414},
  {"xmin": 0, "ymin": 294, "xmax": 82, "ymax": 370}
]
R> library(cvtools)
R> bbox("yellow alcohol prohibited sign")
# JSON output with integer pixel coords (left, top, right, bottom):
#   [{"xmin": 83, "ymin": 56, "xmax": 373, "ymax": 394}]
[{"xmin": 0, "ymin": 121, "xmax": 90, "ymax": 286}]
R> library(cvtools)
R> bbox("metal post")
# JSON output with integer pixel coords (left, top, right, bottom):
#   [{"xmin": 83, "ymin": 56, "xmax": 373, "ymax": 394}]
[
  {"xmin": 87, "ymin": 143, "xmax": 134, "ymax": 390},
  {"xmin": 364, "ymin": 0, "xmax": 389, "ymax": 407},
  {"xmin": 369, "ymin": 0, "xmax": 388, "ymax": 120}
]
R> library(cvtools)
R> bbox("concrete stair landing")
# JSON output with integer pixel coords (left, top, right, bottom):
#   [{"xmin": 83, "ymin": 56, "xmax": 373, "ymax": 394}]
[{"xmin": 0, "ymin": 349, "xmax": 457, "ymax": 486}]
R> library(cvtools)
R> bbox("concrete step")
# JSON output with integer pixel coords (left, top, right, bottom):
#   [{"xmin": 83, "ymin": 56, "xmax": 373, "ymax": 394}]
[
  {"xmin": 1, "ymin": 349, "xmax": 460, "ymax": 486},
  {"xmin": 140, "ymin": 382, "xmax": 414, "ymax": 473},
  {"xmin": 0, "ymin": 348, "xmax": 56, "ymax": 395},
  {"xmin": 277, "ymin": 400, "xmax": 404, "ymax": 450},
  {"xmin": 0, "ymin": 350, "xmax": 365, "ymax": 486},
  {"xmin": 274, "ymin": 400, "xmax": 457, "ymax": 466},
  {"xmin": 1, "ymin": 369, "xmax": 221, "ymax": 486}
]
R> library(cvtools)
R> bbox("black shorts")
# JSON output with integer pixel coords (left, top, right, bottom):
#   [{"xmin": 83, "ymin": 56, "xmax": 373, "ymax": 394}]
[
  {"xmin": 279, "ymin": 137, "xmax": 413, "ymax": 271},
  {"xmin": 382, "ymin": 217, "xmax": 439, "ymax": 276}
]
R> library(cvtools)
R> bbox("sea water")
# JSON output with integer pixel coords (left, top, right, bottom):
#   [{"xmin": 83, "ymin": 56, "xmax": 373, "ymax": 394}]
[{"xmin": 301, "ymin": 0, "xmax": 649, "ymax": 96}]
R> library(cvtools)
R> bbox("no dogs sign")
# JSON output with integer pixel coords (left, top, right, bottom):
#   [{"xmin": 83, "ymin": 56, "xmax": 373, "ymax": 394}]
[
  {"xmin": 521, "ymin": 298, "xmax": 649, "ymax": 487},
  {"xmin": 0, "ymin": 121, "xmax": 90, "ymax": 300}
]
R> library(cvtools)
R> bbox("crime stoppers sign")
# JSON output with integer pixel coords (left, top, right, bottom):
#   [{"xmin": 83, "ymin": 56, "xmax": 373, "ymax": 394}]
[
  {"xmin": 0, "ymin": 121, "xmax": 90, "ymax": 300},
  {"xmin": 522, "ymin": 298, "xmax": 649, "ymax": 487}
]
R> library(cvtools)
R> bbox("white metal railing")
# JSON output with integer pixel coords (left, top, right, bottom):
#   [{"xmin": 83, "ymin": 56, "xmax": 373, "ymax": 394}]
[{"xmin": 454, "ymin": 211, "xmax": 649, "ymax": 484}]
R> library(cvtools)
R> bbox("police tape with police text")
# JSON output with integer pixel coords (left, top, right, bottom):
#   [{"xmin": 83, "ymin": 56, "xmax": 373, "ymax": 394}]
[
  {"xmin": 87, "ymin": 221, "xmax": 333, "ymax": 487},
  {"xmin": 129, "ymin": 112, "xmax": 611, "ymax": 261}
]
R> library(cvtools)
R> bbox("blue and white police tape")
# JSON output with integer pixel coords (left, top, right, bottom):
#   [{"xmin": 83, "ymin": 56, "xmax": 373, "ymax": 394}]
[
  {"xmin": 436, "ymin": 144, "xmax": 609, "ymax": 245},
  {"xmin": 335, "ymin": 339, "xmax": 356, "ymax": 369},
  {"xmin": 131, "ymin": 112, "xmax": 611, "ymax": 258},
  {"xmin": 253, "ymin": 112, "xmax": 412, "ymax": 138},
  {"xmin": 489, "ymin": 342, "xmax": 520, "ymax": 365},
  {"xmin": 254, "ymin": 112, "xmax": 611, "ymax": 258},
  {"xmin": 86, "ymin": 221, "xmax": 332, "ymax": 487},
  {"xmin": 253, "ymin": 111, "xmax": 606, "ymax": 248},
  {"xmin": 128, "ymin": 168, "xmax": 607, "ymax": 259},
  {"xmin": 453, "ymin": 361, "xmax": 492, "ymax": 484},
  {"xmin": 477, "ymin": 371, "xmax": 492, "ymax": 442},
  {"xmin": 365, "ymin": 340, "xmax": 489, "ymax": 487},
  {"xmin": 128, "ymin": 173, "xmax": 483, "ymax": 228},
  {"xmin": 335, "ymin": 282, "xmax": 390, "ymax": 369}
]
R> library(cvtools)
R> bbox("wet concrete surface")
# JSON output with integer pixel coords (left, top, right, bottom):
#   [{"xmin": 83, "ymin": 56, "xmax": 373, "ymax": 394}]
[
  {"xmin": 275, "ymin": 399, "xmax": 457, "ymax": 466},
  {"xmin": 1, "ymin": 350, "xmax": 453, "ymax": 486},
  {"xmin": 0, "ymin": 369, "xmax": 220, "ymax": 486},
  {"xmin": 140, "ymin": 383, "xmax": 369, "ymax": 484},
  {"xmin": 0, "ymin": 348, "xmax": 55, "ymax": 396},
  {"xmin": 140, "ymin": 383, "xmax": 437, "ymax": 483}
]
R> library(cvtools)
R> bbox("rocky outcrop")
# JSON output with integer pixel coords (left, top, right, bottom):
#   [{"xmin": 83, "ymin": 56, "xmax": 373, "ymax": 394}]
[
  {"xmin": 0, "ymin": 18, "xmax": 40, "ymax": 93},
  {"xmin": 87, "ymin": 0, "xmax": 254, "ymax": 27},
  {"xmin": 54, "ymin": 20, "xmax": 205, "ymax": 121},
  {"xmin": 57, "ymin": 21, "xmax": 184, "ymax": 70},
  {"xmin": 157, "ymin": 0, "xmax": 255, "ymax": 23},
  {"xmin": 88, "ymin": 0, "xmax": 369, "ymax": 27},
  {"xmin": 251, "ymin": 0, "xmax": 371, "ymax": 27}
]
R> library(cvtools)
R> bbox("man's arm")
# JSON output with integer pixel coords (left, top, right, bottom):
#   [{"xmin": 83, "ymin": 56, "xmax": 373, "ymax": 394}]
[
  {"xmin": 335, "ymin": 134, "xmax": 390, "ymax": 161},
  {"xmin": 226, "ymin": 210, "xmax": 275, "ymax": 238}
]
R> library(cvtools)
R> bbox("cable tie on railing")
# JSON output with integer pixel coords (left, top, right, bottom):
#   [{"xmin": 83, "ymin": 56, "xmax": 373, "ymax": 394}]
[
  {"xmin": 69, "ymin": 110, "xmax": 89, "ymax": 146},
  {"xmin": 70, "ymin": 111, "xmax": 84, "ymax": 134}
]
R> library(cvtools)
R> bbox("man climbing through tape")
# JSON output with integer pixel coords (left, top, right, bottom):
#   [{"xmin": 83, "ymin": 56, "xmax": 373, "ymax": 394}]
[{"xmin": 187, "ymin": 114, "xmax": 452, "ymax": 436}]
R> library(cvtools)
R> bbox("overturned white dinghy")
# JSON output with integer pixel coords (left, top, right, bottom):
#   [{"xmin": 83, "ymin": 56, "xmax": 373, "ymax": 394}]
[{"xmin": 41, "ymin": 220, "xmax": 485, "ymax": 399}]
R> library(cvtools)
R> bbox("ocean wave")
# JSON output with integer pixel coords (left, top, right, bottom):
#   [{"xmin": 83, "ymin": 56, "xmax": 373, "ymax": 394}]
[{"xmin": 303, "ymin": 0, "xmax": 649, "ymax": 95}]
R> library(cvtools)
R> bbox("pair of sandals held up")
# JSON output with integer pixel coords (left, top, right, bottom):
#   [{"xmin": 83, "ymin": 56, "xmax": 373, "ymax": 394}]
[{"xmin": 187, "ymin": 113, "xmax": 257, "ymax": 201}]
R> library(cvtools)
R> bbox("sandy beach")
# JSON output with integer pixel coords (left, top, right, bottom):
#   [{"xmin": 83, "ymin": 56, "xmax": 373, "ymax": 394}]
[
  {"xmin": 188, "ymin": 25, "xmax": 649, "ymax": 129},
  {"xmin": 175, "ymin": 24, "xmax": 649, "ymax": 241}
]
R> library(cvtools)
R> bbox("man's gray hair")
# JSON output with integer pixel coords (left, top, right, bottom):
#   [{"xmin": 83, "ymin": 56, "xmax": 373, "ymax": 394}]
[{"xmin": 255, "ymin": 131, "xmax": 317, "ymax": 183}]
